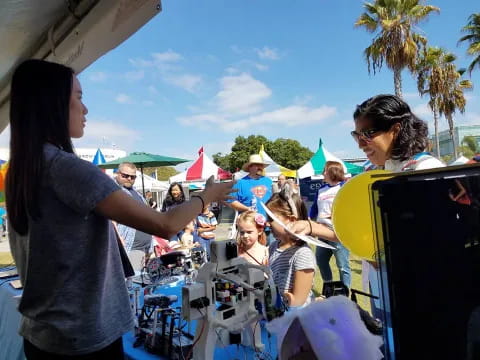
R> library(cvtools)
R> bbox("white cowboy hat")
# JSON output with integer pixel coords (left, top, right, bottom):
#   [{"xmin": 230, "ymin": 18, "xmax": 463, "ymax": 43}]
[{"xmin": 242, "ymin": 154, "xmax": 269, "ymax": 172}]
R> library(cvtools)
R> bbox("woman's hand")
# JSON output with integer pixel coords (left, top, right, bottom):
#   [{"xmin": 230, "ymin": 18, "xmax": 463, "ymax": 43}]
[{"xmin": 288, "ymin": 220, "xmax": 338, "ymax": 242}]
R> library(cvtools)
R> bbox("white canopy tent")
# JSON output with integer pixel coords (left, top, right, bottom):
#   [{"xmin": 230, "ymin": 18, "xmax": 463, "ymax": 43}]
[{"xmin": 449, "ymin": 156, "xmax": 470, "ymax": 166}]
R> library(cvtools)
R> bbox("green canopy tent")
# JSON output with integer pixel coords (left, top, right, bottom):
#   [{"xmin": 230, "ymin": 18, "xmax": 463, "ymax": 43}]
[
  {"xmin": 99, "ymin": 152, "xmax": 190, "ymax": 196},
  {"xmin": 297, "ymin": 138, "xmax": 363, "ymax": 179}
]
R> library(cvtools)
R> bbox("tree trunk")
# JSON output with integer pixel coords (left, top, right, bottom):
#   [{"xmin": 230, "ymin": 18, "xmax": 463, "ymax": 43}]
[
  {"xmin": 433, "ymin": 109, "xmax": 440, "ymax": 158},
  {"xmin": 446, "ymin": 114, "xmax": 458, "ymax": 159},
  {"xmin": 394, "ymin": 68, "xmax": 402, "ymax": 98}
]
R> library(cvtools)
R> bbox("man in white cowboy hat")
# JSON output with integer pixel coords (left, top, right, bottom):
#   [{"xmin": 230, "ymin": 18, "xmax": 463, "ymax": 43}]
[{"xmin": 228, "ymin": 154, "xmax": 273, "ymax": 219}]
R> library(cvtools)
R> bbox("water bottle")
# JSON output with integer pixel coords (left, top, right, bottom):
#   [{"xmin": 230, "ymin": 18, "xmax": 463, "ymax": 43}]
[{"xmin": 251, "ymin": 196, "xmax": 257, "ymax": 212}]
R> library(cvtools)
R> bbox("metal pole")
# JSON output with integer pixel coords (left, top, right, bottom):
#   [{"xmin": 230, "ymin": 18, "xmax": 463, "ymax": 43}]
[{"xmin": 141, "ymin": 164, "xmax": 146, "ymax": 198}]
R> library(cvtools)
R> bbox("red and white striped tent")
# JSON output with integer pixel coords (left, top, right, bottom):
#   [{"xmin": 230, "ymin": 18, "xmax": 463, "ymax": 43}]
[{"xmin": 169, "ymin": 147, "xmax": 232, "ymax": 183}]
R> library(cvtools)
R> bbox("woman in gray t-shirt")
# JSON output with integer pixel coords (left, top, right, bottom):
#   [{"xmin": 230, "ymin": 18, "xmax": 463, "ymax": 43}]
[{"xmin": 6, "ymin": 59, "xmax": 234, "ymax": 358}]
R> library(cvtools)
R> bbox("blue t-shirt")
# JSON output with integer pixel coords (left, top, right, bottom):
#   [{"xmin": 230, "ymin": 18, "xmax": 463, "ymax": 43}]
[
  {"xmin": 0, "ymin": 207, "xmax": 6, "ymax": 225},
  {"xmin": 230, "ymin": 175, "xmax": 273, "ymax": 217}
]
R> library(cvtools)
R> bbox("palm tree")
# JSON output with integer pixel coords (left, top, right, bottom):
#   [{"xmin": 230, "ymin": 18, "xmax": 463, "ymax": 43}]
[
  {"xmin": 458, "ymin": 13, "xmax": 480, "ymax": 75},
  {"xmin": 355, "ymin": 0, "xmax": 440, "ymax": 98},
  {"xmin": 416, "ymin": 47, "xmax": 456, "ymax": 157},
  {"xmin": 437, "ymin": 67, "xmax": 473, "ymax": 159}
]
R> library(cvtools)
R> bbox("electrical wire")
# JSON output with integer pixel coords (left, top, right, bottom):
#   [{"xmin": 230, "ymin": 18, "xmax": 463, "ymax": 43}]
[
  {"xmin": 252, "ymin": 319, "xmax": 261, "ymax": 353},
  {"xmin": 185, "ymin": 307, "xmax": 206, "ymax": 360}
]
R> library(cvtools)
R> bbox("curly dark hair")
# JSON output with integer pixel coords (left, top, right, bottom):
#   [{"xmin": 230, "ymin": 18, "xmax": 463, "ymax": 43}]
[{"xmin": 353, "ymin": 94, "xmax": 429, "ymax": 161}]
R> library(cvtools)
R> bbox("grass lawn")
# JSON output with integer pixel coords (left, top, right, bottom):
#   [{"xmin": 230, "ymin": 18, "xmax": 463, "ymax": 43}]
[
  {"xmin": 0, "ymin": 251, "xmax": 13, "ymax": 267},
  {"xmin": 311, "ymin": 248, "xmax": 371, "ymax": 311}
]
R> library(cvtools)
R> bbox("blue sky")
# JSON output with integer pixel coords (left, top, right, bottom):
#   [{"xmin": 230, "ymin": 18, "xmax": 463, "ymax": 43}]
[{"xmin": 60, "ymin": 1, "xmax": 480, "ymax": 167}]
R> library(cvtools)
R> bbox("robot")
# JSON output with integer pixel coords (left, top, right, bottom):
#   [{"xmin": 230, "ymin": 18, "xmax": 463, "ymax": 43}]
[{"xmin": 182, "ymin": 240, "xmax": 284, "ymax": 360}]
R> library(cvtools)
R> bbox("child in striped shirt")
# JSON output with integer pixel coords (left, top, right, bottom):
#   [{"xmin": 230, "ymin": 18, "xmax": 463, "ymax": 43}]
[
  {"xmin": 266, "ymin": 184, "xmax": 316, "ymax": 308},
  {"xmin": 195, "ymin": 202, "xmax": 217, "ymax": 259}
]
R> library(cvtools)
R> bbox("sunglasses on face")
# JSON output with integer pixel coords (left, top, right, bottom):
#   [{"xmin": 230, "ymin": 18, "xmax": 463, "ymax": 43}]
[
  {"xmin": 350, "ymin": 128, "xmax": 383, "ymax": 143},
  {"xmin": 119, "ymin": 172, "xmax": 136, "ymax": 180}
]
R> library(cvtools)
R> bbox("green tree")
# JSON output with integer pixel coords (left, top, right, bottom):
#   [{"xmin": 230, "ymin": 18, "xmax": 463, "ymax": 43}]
[
  {"xmin": 458, "ymin": 13, "xmax": 480, "ymax": 75},
  {"xmin": 437, "ymin": 67, "xmax": 473, "ymax": 159},
  {"xmin": 267, "ymin": 138, "xmax": 314, "ymax": 170},
  {"xmin": 213, "ymin": 135, "xmax": 269, "ymax": 173},
  {"xmin": 355, "ymin": 0, "xmax": 439, "ymax": 98},
  {"xmin": 144, "ymin": 166, "xmax": 178, "ymax": 181},
  {"xmin": 417, "ymin": 47, "xmax": 456, "ymax": 158},
  {"xmin": 212, "ymin": 135, "xmax": 313, "ymax": 173},
  {"xmin": 459, "ymin": 135, "xmax": 480, "ymax": 158}
]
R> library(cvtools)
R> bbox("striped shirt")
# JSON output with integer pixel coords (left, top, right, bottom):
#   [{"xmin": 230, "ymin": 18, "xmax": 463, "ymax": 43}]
[
  {"xmin": 196, "ymin": 211, "xmax": 218, "ymax": 240},
  {"xmin": 268, "ymin": 241, "xmax": 316, "ymax": 305}
]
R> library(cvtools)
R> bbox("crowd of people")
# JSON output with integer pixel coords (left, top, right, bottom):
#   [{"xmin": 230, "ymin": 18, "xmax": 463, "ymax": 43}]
[{"xmin": 5, "ymin": 58, "xmax": 455, "ymax": 359}]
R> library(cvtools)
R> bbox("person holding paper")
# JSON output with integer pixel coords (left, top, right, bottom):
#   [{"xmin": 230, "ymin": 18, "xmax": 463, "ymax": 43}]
[
  {"xmin": 310, "ymin": 161, "xmax": 351, "ymax": 288},
  {"xmin": 265, "ymin": 184, "xmax": 316, "ymax": 308}
]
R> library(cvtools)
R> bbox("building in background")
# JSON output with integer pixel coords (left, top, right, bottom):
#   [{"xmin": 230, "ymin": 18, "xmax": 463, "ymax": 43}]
[
  {"xmin": 0, "ymin": 147, "xmax": 126, "ymax": 162},
  {"xmin": 431, "ymin": 125, "xmax": 480, "ymax": 157}
]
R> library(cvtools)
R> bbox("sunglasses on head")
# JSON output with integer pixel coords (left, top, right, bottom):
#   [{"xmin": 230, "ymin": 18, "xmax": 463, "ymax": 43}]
[
  {"xmin": 119, "ymin": 172, "xmax": 136, "ymax": 180},
  {"xmin": 350, "ymin": 127, "xmax": 383, "ymax": 143}
]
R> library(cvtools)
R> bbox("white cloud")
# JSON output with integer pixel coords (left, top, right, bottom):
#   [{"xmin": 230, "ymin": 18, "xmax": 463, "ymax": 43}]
[
  {"xmin": 216, "ymin": 73, "xmax": 272, "ymax": 115},
  {"xmin": 72, "ymin": 118, "xmax": 141, "ymax": 151},
  {"xmin": 128, "ymin": 58, "xmax": 154, "ymax": 68},
  {"xmin": 255, "ymin": 46, "xmax": 280, "ymax": 60},
  {"xmin": 177, "ymin": 113, "xmax": 226, "ymax": 127},
  {"xmin": 255, "ymin": 63, "xmax": 269, "ymax": 71},
  {"xmin": 293, "ymin": 95, "xmax": 313, "ymax": 105},
  {"xmin": 412, "ymin": 103, "xmax": 432, "ymax": 117},
  {"xmin": 89, "ymin": 72, "xmax": 107, "ymax": 82},
  {"xmin": 166, "ymin": 74, "xmax": 202, "ymax": 93},
  {"xmin": 248, "ymin": 105, "xmax": 337, "ymax": 127},
  {"xmin": 230, "ymin": 45, "xmax": 243, "ymax": 54},
  {"xmin": 177, "ymin": 105, "xmax": 337, "ymax": 133},
  {"xmin": 203, "ymin": 141, "xmax": 235, "ymax": 156},
  {"xmin": 152, "ymin": 49, "xmax": 183, "ymax": 63},
  {"xmin": 148, "ymin": 85, "xmax": 159, "ymax": 94},
  {"xmin": 340, "ymin": 119, "xmax": 353, "ymax": 128},
  {"xmin": 125, "ymin": 70, "xmax": 144, "ymax": 81},
  {"xmin": 115, "ymin": 93, "xmax": 134, "ymax": 104},
  {"xmin": 402, "ymin": 92, "xmax": 421, "ymax": 100},
  {"xmin": 225, "ymin": 67, "xmax": 240, "ymax": 75}
]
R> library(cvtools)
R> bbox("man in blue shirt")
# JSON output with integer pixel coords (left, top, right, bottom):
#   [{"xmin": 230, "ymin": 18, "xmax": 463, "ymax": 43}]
[
  {"xmin": 0, "ymin": 206, "xmax": 5, "ymax": 240},
  {"xmin": 229, "ymin": 154, "xmax": 273, "ymax": 217}
]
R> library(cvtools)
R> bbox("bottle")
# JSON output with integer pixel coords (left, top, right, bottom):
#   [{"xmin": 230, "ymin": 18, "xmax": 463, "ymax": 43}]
[{"xmin": 251, "ymin": 196, "xmax": 257, "ymax": 212}]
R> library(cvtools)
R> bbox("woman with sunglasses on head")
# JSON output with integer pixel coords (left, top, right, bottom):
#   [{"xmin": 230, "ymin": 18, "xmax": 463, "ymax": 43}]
[{"xmin": 6, "ymin": 59, "xmax": 235, "ymax": 359}]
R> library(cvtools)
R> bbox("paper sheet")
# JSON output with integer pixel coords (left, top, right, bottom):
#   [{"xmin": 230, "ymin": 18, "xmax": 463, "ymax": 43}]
[{"xmin": 260, "ymin": 202, "xmax": 335, "ymax": 249}]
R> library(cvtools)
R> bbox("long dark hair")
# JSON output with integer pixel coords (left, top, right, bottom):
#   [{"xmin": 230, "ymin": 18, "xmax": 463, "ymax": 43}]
[
  {"xmin": 162, "ymin": 182, "xmax": 186, "ymax": 210},
  {"xmin": 353, "ymin": 94, "xmax": 429, "ymax": 161},
  {"xmin": 6, "ymin": 59, "xmax": 74, "ymax": 234}
]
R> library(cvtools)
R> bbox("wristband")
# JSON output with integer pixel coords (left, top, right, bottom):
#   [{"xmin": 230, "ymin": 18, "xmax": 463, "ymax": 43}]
[
  {"xmin": 191, "ymin": 194, "xmax": 205, "ymax": 211},
  {"xmin": 307, "ymin": 220, "xmax": 313, "ymax": 236}
]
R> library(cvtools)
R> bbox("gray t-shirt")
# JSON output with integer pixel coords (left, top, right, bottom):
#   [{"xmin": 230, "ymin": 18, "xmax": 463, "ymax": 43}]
[
  {"xmin": 9, "ymin": 143, "xmax": 134, "ymax": 355},
  {"xmin": 268, "ymin": 241, "xmax": 316, "ymax": 306}
]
